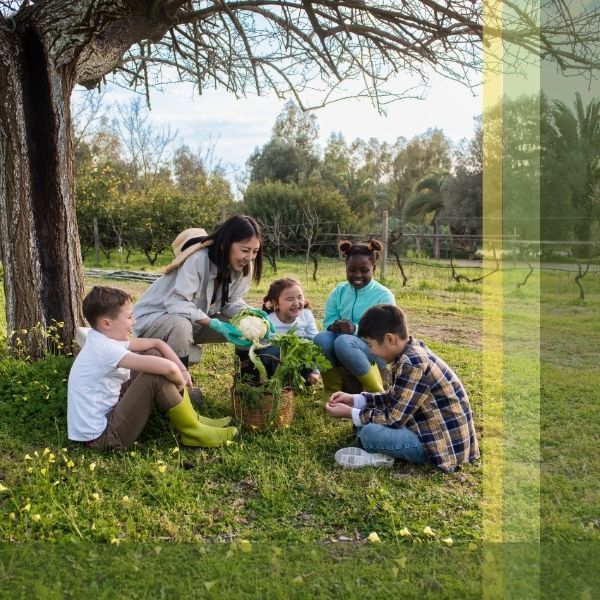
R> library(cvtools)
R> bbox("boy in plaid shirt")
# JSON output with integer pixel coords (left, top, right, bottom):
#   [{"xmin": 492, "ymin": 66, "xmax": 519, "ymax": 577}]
[{"xmin": 325, "ymin": 304, "xmax": 479, "ymax": 472}]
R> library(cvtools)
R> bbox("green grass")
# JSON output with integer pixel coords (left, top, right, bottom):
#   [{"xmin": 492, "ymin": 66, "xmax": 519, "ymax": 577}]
[{"xmin": 0, "ymin": 257, "xmax": 599, "ymax": 596}]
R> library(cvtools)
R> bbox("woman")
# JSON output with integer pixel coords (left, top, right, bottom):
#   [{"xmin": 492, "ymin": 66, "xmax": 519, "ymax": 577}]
[{"xmin": 133, "ymin": 215, "xmax": 265, "ymax": 369}]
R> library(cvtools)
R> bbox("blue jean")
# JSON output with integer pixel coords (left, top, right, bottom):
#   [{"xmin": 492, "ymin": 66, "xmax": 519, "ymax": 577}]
[
  {"xmin": 312, "ymin": 331, "xmax": 385, "ymax": 377},
  {"xmin": 357, "ymin": 423, "xmax": 429, "ymax": 464}
]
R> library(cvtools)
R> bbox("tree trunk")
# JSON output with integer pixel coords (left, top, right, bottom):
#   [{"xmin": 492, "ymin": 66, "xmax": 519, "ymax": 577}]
[{"xmin": 0, "ymin": 26, "xmax": 84, "ymax": 357}]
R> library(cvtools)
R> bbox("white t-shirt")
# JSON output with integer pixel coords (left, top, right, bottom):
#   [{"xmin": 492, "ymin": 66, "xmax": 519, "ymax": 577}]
[
  {"xmin": 267, "ymin": 309, "xmax": 319, "ymax": 339},
  {"xmin": 67, "ymin": 329, "xmax": 130, "ymax": 441}
]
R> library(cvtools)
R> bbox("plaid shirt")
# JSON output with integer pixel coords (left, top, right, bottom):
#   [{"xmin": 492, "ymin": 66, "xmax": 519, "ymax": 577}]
[{"xmin": 359, "ymin": 338, "xmax": 479, "ymax": 472}]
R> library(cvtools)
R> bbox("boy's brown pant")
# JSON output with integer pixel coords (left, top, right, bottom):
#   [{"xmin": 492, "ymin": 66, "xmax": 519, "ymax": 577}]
[{"xmin": 87, "ymin": 350, "xmax": 182, "ymax": 451}]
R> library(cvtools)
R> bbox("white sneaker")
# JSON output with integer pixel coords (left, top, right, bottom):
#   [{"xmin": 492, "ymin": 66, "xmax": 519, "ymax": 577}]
[{"xmin": 334, "ymin": 447, "xmax": 395, "ymax": 469}]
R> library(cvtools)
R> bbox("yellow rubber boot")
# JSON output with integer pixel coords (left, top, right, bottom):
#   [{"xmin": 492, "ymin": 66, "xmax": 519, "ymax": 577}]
[
  {"xmin": 321, "ymin": 366, "xmax": 343, "ymax": 401},
  {"xmin": 356, "ymin": 364, "xmax": 385, "ymax": 393},
  {"xmin": 182, "ymin": 388, "xmax": 232, "ymax": 427},
  {"xmin": 169, "ymin": 392, "xmax": 237, "ymax": 447},
  {"xmin": 198, "ymin": 414, "xmax": 232, "ymax": 427}
]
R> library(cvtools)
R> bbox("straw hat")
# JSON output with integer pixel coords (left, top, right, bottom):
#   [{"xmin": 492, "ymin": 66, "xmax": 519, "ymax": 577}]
[{"xmin": 164, "ymin": 227, "xmax": 212, "ymax": 274}]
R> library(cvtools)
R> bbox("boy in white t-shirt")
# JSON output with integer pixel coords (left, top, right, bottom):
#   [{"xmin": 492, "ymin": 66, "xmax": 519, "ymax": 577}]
[{"xmin": 68, "ymin": 285, "xmax": 237, "ymax": 450}]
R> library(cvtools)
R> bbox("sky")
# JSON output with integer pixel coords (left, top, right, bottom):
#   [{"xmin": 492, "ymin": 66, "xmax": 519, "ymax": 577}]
[{"xmin": 75, "ymin": 73, "xmax": 482, "ymax": 191}]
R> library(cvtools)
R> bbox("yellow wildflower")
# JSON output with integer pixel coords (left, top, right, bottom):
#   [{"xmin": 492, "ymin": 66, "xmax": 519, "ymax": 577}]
[
  {"xmin": 442, "ymin": 537, "xmax": 454, "ymax": 547},
  {"xmin": 423, "ymin": 526, "xmax": 435, "ymax": 537},
  {"xmin": 157, "ymin": 465, "xmax": 167, "ymax": 474},
  {"xmin": 31, "ymin": 514, "xmax": 41, "ymax": 522},
  {"xmin": 40, "ymin": 468, "xmax": 47, "ymax": 476},
  {"xmin": 24, "ymin": 454, "xmax": 33, "ymax": 461},
  {"xmin": 89, "ymin": 463, "xmax": 97, "ymax": 473},
  {"xmin": 43, "ymin": 448, "xmax": 50, "ymax": 456},
  {"xmin": 110, "ymin": 538, "xmax": 121, "ymax": 545},
  {"xmin": 238, "ymin": 539, "xmax": 252, "ymax": 553},
  {"xmin": 122, "ymin": 495, "xmax": 130, "ymax": 503},
  {"xmin": 368, "ymin": 532, "xmax": 381, "ymax": 543},
  {"xmin": 397, "ymin": 527, "xmax": 411, "ymax": 537},
  {"xmin": 0, "ymin": 483, "xmax": 9, "ymax": 493},
  {"xmin": 23, "ymin": 503, "xmax": 31, "ymax": 512}
]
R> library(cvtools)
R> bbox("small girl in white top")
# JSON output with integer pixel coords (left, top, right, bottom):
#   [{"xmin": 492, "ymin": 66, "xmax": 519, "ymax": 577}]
[{"xmin": 258, "ymin": 278, "xmax": 320, "ymax": 384}]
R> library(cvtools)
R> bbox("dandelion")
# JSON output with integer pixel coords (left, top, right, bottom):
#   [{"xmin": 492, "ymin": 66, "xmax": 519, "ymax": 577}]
[
  {"xmin": 423, "ymin": 526, "xmax": 435, "ymax": 537},
  {"xmin": 368, "ymin": 532, "xmax": 381, "ymax": 543},
  {"xmin": 31, "ymin": 514, "xmax": 41, "ymax": 522},
  {"xmin": 157, "ymin": 465, "xmax": 167, "ymax": 474},
  {"xmin": 0, "ymin": 483, "xmax": 9, "ymax": 493},
  {"xmin": 442, "ymin": 537, "xmax": 454, "ymax": 547},
  {"xmin": 24, "ymin": 454, "xmax": 33, "ymax": 461},
  {"xmin": 397, "ymin": 528, "xmax": 411, "ymax": 537},
  {"xmin": 89, "ymin": 463, "xmax": 97, "ymax": 473},
  {"xmin": 92, "ymin": 493, "xmax": 100, "ymax": 501},
  {"xmin": 122, "ymin": 495, "xmax": 130, "ymax": 503}
]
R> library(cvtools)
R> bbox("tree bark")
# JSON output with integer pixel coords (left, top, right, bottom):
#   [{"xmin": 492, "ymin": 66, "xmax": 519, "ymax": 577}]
[{"xmin": 0, "ymin": 25, "xmax": 84, "ymax": 357}]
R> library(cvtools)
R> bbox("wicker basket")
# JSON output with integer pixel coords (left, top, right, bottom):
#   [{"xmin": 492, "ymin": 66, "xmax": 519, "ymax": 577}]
[{"xmin": 231, "ymin": 386, "xmax": 296, "ymax": 431}]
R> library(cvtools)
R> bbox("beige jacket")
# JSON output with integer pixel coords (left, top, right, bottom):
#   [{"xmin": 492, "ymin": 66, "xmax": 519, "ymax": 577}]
[{"xmin": 133, "ymin": 248, "xmax": 251, "ymax": 335}]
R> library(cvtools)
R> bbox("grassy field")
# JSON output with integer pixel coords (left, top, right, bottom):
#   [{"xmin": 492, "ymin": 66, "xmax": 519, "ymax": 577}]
[{"xmin": 0, "ymin": 256, "xmax": 598, "ymax": 597}]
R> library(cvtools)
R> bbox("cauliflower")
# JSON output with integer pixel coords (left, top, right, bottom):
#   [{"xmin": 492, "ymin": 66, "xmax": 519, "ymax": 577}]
[{"xmin": 231, "ymin": 311, "xmax": 269, "ymax": 342}]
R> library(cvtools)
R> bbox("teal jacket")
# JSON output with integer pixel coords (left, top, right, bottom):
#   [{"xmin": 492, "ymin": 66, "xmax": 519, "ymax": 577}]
[{"xmin": 322, "ymin": 280, "xmax": 396, "ymax": 333}]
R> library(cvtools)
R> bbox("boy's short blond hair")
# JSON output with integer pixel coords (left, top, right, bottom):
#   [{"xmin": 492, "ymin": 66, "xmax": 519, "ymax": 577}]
[{"xmin": 83, "ymin": 286, "xmax": 132, "ymax": 328}]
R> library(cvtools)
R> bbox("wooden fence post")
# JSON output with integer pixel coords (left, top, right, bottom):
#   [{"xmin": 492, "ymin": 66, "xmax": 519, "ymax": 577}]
[{"xmin": 381, "ymin": 210, "xmax": 389, "ymax": 280}]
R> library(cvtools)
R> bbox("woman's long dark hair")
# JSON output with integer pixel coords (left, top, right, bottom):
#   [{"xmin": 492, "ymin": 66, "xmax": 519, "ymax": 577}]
[{"xmin": 181, "ymin": 215, "xmax": 263, "ymax": 284}]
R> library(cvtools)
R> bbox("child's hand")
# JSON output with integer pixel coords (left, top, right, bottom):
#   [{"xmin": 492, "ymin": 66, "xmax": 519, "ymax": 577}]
[
  {"xmin": 331, "ymin": 319, "xmax": 355, "ymax": 334},
  {"xmin": 306, "ymin": 372, "xmax": 321, "ymax": 386},
  {"xmin": 180, "ymin": 369, "xmax": 193, "ymax": 389},
  {"xmin": 328, "ymin": 391, "xmax": 354, "ymax": 406},
  {"xmin": 325, "ymin": 401, "xmax": 352, "ymax": 419}
]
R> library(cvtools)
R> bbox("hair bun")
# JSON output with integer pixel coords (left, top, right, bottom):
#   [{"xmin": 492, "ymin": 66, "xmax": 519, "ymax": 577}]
[
  {"xmin": 338, "ymin": 240, "xmax": 353, "ymax": 255},
  {"xmin": 368, "ymin": 238, "xmax": 383, "ymax": 252}
]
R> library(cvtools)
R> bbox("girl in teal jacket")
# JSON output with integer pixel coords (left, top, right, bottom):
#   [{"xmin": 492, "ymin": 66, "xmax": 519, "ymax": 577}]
[{"xmin": 314, "ymin": 239, "xmax": 395, "ymax": 395}]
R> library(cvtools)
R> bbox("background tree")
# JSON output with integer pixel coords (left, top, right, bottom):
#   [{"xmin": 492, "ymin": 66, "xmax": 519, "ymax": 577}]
[
  {"xmin": 403, "ymin": 171, "xmax": 449, "ymax": 259},
  {"xmin": 441, "ymin": 120, "xmax": 483, "ymax": 256},
  {"xmin": 549, "ymin": 93, "xmax": 600, "ymax": 255},
  {"xmin": 248, "ymin": 101, "xmax": 321, "ymax": 184},
  {"xmin": 1, "ymin": 0, "xmax": 599, "ymax": 354}
]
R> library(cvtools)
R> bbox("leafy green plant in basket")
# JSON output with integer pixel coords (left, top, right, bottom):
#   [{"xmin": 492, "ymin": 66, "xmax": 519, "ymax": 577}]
[{"xmin": 230, "ymin": 310, "xmax": 331, "ymax": 428}]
